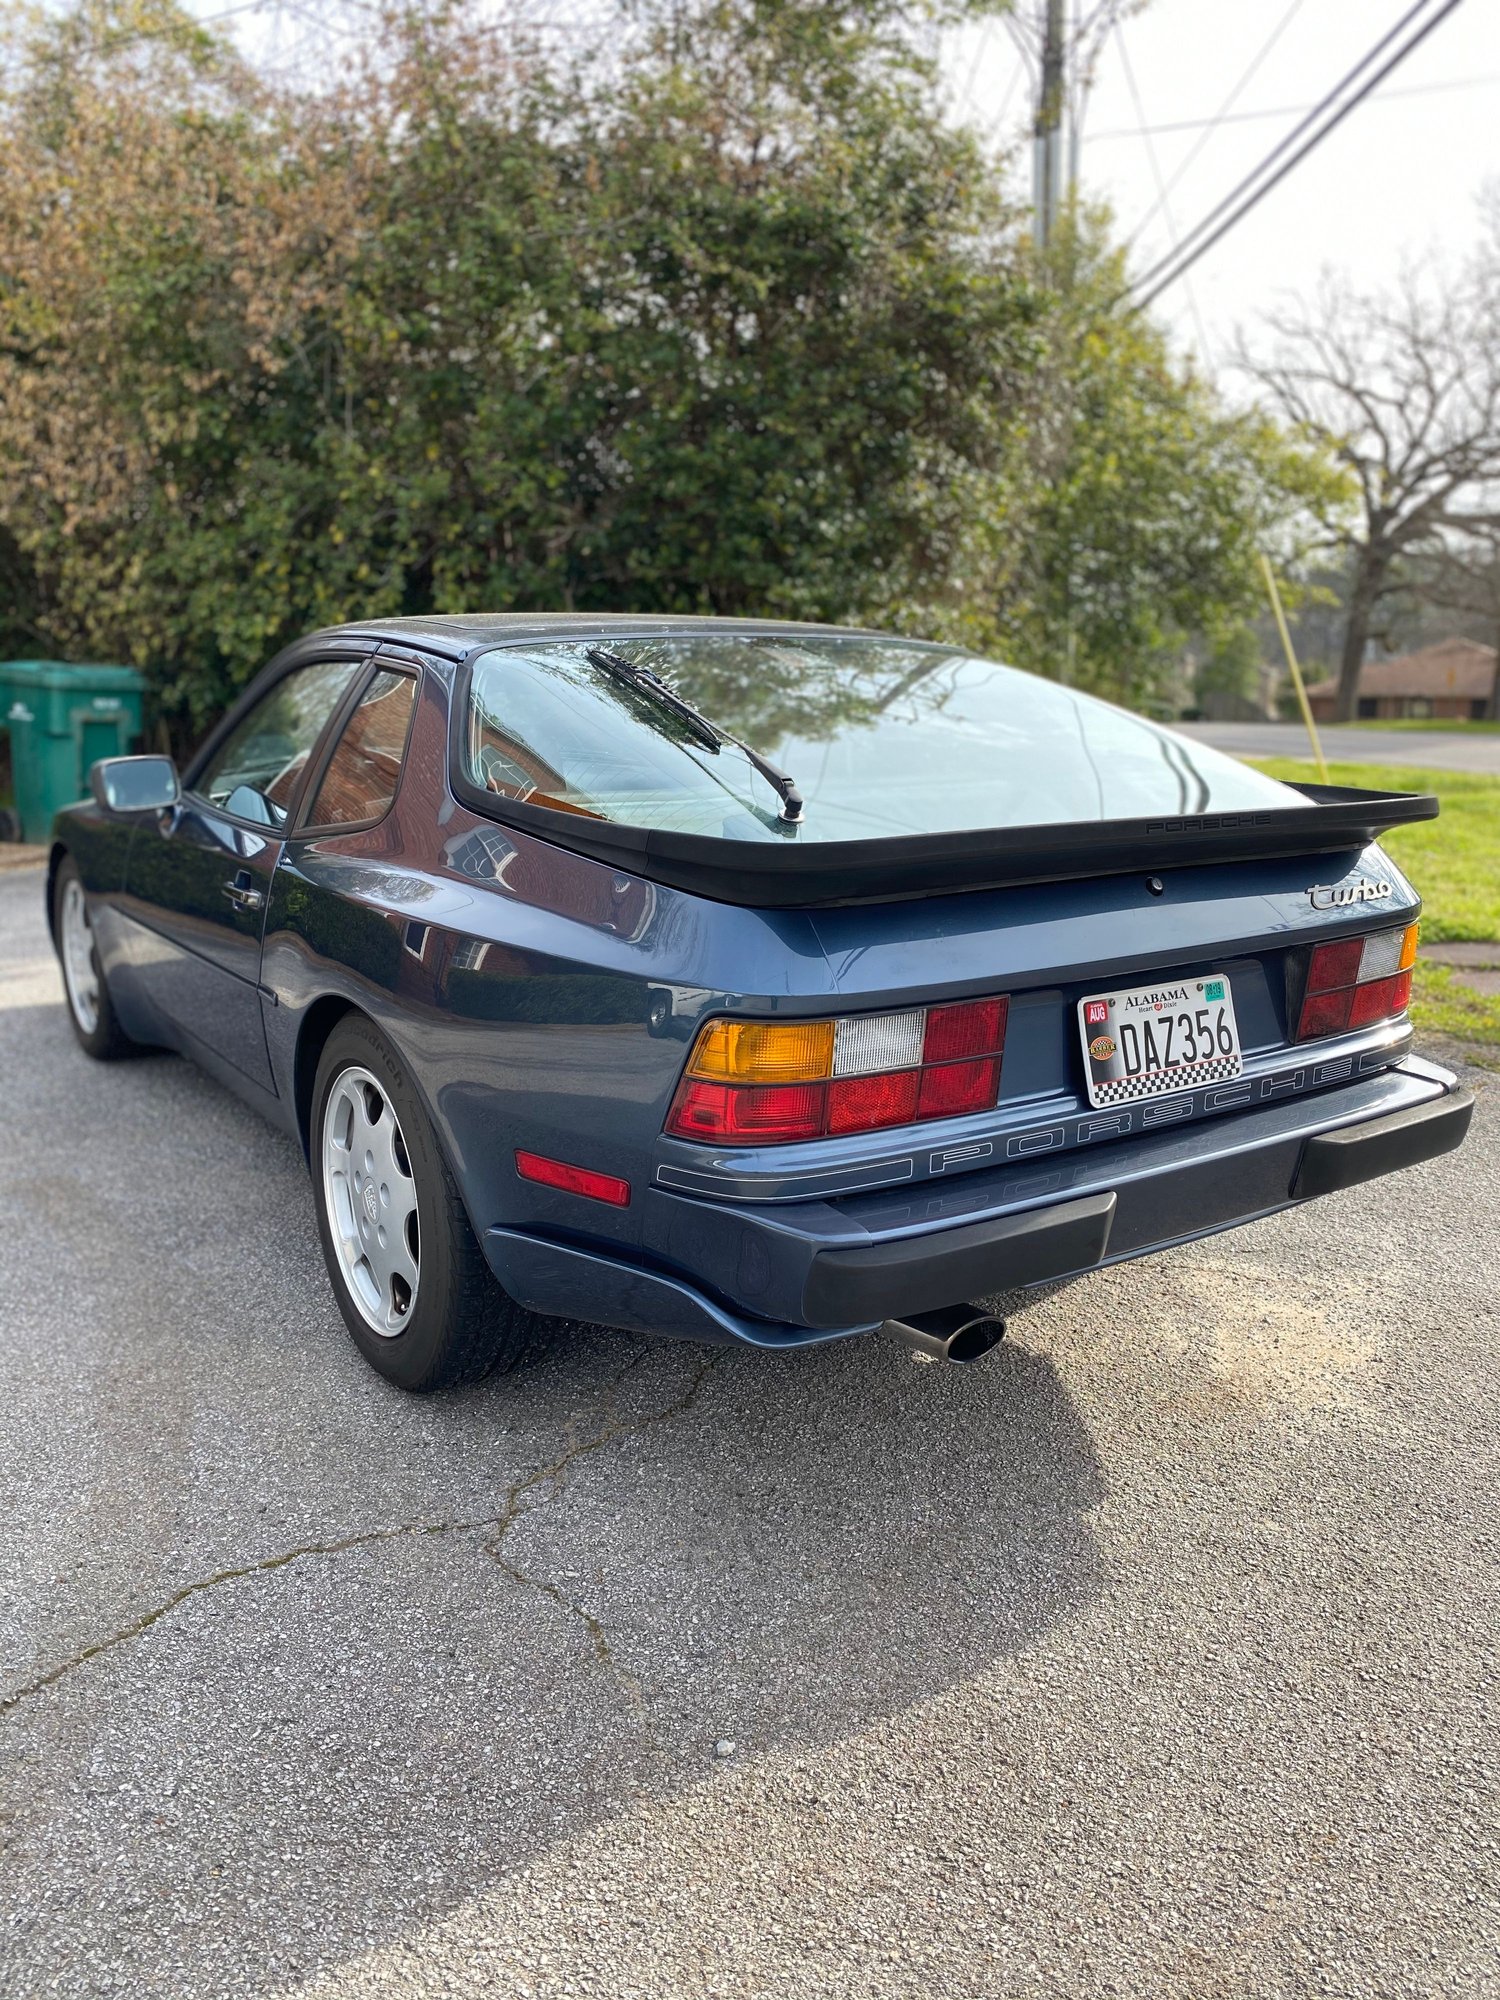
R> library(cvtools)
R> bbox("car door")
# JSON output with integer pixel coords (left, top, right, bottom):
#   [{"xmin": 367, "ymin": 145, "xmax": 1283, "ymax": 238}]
[{"xmin": 120, "ymin": 647, "xmax": 371, "ymax": 1089}]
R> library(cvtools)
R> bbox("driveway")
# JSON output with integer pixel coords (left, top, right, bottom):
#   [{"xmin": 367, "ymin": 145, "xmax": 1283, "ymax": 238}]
[
  {"xmin": 1175, "ymin": 719, "xmax": 1500, "ymax": 775},
  {"xmin": 2, "ymin": 864, "xmax": 1497, "ymax": 1999}
]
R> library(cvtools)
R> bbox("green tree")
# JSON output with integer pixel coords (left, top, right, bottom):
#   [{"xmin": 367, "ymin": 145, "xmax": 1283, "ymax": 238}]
[
  {"xmin": 1194, "ymin": 625, "xmax": 1264, "ymax": 714},
  {"xmin": 0, "ymin": 0, "xmax": 1038, "ymax": 742},
  {"xmin": 993, "ymin": 220, "xmax": 1346, "ymax": 708},
  {"xmin": 0, "ymin": 0, "xmax": 1342, "ymax": 751}
]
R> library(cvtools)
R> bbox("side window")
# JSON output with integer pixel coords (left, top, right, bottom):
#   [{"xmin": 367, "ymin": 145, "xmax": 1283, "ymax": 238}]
[
  {"xmin": 307, "ymin": 669, "xmax": 419, "ymax": 827},
  {"xmin": 196, "ymin": 658, "xmax": 360, "ymax": 826}
]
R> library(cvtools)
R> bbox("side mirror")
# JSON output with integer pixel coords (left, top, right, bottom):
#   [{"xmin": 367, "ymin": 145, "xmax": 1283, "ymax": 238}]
[{"xmin": 90, "ymin": 755, "xmax": 180, "ymax": 816}]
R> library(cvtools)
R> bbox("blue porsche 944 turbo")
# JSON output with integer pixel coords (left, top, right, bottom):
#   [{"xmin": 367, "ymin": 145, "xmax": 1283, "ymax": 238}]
[{"xmin": 47, "ymin": 617, "xmax": 1473, "ymax": 1389}]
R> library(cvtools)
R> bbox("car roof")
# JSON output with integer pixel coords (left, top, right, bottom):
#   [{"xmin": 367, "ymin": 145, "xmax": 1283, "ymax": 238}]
[{"xmin": 315, "ymin": 613, "xmax": 901, "ymax": 664}]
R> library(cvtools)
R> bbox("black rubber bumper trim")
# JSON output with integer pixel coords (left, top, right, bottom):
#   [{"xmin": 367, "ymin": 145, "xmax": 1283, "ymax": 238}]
[
  {"xmin": 1291, "ymin": 1088, "xmax": 1474, "ymax": 1202},
  {"xmin": 800, "ymin": 1190, "xmax": 1117, "ymax": 1327}
]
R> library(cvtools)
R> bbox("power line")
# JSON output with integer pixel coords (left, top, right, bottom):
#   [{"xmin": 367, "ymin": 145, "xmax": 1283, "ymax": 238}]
[
  {"xmin": 1123, "ymin": 0, "xmax": 1304, "ymax": 251},
  {"xmin": 1113, "ymin": 21, "xmax": 1214, "ymax": 366},
  {"xmin": 1090, "ymin": 70, "xmax": 1499, "ymax": 141},
  {"xmin": 1130, "ymin": 0, "xmax": 1467, "ymax": 313},
  {"xmin": 981, "ymin": 51, "xmax": 1028, "ymax": 143},
  {"xmin": 1128, "ymin": 0, "xmax": 1441, "ymax": 301}
]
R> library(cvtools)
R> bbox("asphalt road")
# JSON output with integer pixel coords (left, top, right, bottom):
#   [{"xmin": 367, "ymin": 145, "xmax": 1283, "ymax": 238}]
[
  {"xmin": 1175, "ymin": 720, "xmax": 1500, "ymax": 775},
  {"xmin": 3, "ymin": 864, "xmax": 1498, "ymax": 1999}
]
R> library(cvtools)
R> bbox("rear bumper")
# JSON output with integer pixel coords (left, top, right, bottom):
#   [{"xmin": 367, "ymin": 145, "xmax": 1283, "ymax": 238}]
[{"xmin": 483, "ymin": 1054, "xmax": 1472, "ymax": 1350}]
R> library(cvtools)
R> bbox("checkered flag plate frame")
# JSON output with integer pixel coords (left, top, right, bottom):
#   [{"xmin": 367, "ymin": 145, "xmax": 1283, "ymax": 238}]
[{"xmin": 1089, "ymin": 1052, "xmax": 1242, "ymax": 1106}]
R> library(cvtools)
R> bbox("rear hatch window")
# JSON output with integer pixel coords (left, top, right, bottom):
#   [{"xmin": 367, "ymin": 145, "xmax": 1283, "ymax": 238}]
[{"xmin": 459, "ymin": 636, "xmax": 1301, "ymax": 842}]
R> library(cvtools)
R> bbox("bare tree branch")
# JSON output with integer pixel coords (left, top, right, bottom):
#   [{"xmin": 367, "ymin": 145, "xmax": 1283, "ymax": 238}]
[{"xmin": 1235, "ymin": 261, "xmax": 1500, "ymax": 721}]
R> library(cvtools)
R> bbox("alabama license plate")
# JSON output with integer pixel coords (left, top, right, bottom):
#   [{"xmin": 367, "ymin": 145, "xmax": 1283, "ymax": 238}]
[{"xmin": 1077, "ymin": 975, "xmax": 1243, "ymax": 1109}]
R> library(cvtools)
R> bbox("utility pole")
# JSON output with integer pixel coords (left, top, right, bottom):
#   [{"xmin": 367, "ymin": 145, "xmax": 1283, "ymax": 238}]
[{"xmin": 1033, "ymin": 0, "xmax": 1066, "ymax": 251}]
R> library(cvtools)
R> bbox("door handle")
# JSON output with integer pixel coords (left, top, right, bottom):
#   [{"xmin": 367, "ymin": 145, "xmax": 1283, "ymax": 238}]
[{"xmin": 223, "ymin": 869, "xmax": 264, "ymax": 913}]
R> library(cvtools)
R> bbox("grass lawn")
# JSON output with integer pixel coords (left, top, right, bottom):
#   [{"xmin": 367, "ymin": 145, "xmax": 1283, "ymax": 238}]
[{"xmin": 1249, "ymin": 757, "xmax": 1500, "ymax": 1058}]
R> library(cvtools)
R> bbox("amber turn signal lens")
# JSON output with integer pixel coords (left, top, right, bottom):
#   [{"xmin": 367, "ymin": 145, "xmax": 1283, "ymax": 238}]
[{"xmin": 687, "ymin": 1017, "xmax": 835, "ymax": 1083}]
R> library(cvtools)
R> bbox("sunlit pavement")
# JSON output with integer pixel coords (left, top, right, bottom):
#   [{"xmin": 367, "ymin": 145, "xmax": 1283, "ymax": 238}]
[{"xmin": 2, "ymin": 864, "xmax": 1497, "ymax": 1999}]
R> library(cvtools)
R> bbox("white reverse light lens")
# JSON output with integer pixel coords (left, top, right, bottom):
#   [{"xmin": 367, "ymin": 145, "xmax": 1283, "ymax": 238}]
[
  {"xmin": 833, "ymin": 1008, "xmax": 926, "ymax": 1076},
  {"xmin": 1357, "ymin": 929, "xmax": 1406, "ymax": 983}
]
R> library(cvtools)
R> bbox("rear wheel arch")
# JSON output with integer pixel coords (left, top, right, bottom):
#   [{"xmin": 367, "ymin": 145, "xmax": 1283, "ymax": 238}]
[
  {"xmin": 294, "ymin": 997, "xmax": 359, "ymax": 1162},
  {"xmin": 293, "ymin": 1000, "xmax": 451, "ymax": 1180},
  {"xmin": 46, "ymin": 841, "xmax": 69, "ymax": 950}
]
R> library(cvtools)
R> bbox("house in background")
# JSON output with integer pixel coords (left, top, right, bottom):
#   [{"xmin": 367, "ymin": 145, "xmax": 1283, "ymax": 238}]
[{"xmin": 1305, "ymin": 637, "xmax": 1499, "ymax": 722}]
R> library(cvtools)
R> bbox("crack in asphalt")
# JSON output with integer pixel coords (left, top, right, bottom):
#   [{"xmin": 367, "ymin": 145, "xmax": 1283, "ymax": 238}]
[
  {"xmin": 0, "ymin": 1349, "xmax": 717, "ymax": 1722},
  {"xmin": 487, "ymin": 1347, "xmax": 718, "ymax": 1723}
]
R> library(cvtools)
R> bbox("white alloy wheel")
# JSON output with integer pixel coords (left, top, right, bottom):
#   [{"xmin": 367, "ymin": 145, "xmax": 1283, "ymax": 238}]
[
  {"xmin": 321, "ymin": 1064, "xmax": 421, "ymax": 1335},
  {"xmin": 59, "ymin": 876, "xmax": 101, "ymax": 1036}
]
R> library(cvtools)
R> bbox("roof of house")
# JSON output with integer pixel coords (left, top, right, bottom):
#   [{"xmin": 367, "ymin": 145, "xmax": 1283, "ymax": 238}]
[{"xmin": 1305, "ymin": 636, "xmax": 1498, "ymax": 701}]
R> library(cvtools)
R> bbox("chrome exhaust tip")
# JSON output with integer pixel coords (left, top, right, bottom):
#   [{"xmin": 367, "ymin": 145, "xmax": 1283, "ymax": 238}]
[{"xmin": 884, "ymin": 1303, "xmax": 1008, "ymax": 1365}]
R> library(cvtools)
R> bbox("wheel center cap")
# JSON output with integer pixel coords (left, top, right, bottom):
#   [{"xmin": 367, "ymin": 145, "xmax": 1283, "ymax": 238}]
[{"xmin": 363, "ymin": 1184, "xmax": 379, "ymax": 1223}]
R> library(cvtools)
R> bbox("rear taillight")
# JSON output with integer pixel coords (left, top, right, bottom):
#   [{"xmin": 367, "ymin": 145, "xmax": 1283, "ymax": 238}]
[
  {"xmin": 1296, "ymin": 924, "xmax": 1418, "ymax": 1042},
  {"xmin": 666, "ymin": 997, "xmax": 1009, "ymax": 1145}
]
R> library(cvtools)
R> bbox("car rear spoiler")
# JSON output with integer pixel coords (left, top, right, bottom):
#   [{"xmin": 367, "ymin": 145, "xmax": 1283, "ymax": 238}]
[{"xmin": 458, "ymin": 781, "xmax": 1440, "ymax": 909}]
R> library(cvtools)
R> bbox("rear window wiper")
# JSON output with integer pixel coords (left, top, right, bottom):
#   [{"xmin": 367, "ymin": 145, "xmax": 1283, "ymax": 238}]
[{"xmin": 586, "ymin": 645, "xmax": 805, "ymax": 824}]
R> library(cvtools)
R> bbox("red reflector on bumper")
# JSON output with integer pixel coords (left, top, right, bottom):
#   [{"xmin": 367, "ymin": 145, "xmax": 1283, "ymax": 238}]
[{"xmin": 515, "ymin": 1151, "xmax": 631, "ymax": 1206}]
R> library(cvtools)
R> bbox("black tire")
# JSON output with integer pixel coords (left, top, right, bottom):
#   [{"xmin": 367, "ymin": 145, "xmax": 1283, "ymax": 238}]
[
  {"xmin": 310, "ymin": 1014, "xmax": 541, "ymax": 1391},
  {"xmin": 52, "ymin": 854, "xmax": 137, "ymax": 1061}
]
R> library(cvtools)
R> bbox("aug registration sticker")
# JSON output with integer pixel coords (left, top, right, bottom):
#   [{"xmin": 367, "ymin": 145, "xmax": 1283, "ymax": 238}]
[{"xmin": 1076, "ymin": 975, "xmax": 1243, "ymax": 1109}]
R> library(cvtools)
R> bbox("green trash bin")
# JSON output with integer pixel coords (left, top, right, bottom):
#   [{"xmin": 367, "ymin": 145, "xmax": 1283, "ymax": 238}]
[{"xmin": 0, "ymin": 660, "xmax": 146, "ymax": 843}]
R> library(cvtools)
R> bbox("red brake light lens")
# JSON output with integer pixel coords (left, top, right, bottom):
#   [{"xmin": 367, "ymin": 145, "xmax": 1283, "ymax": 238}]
[
  {"xmin": 668, "ymin": 1080, "xmax": 825, "ymax": 1144},
  {"xmin": 827, "ymin": 1069, "xmax": 921, "ymax": 1134},
  {"xmin": 1306, "ymin": 937, "xmax": 1364, "ymax": 994},
  {"xmin": 1296, "ymin": 987, "xmax": 1354, "ymax": 1040},
  {"xmin": 917, "ymin": 1055, "xmax": 1003, "ymax": 1119},
  {"xmin": 1348, "ymin": 969, "xmax": 1413, "ymax": 1028},
  {"xmin": 922, "ymin": 997, "xmax": 1008, "ymax": 1064}
]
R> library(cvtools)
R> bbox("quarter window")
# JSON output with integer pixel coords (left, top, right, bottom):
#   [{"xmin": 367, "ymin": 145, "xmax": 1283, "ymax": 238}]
[
  {"xmin": 196, "ymin": 658, "xmax": 360, "ymax": 826},
  {"xmin": 308, "ymin": 670, "xmax": 419, "ymax": 827}
]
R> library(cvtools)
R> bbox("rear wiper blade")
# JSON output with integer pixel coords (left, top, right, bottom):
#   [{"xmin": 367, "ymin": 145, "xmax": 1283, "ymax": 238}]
[
  {"xmin": 586, "ymin": 645, "xmax": 804, "ymax": 824},
  {"xmin": 587, "ymin": 644, "xmax": 721, "ymax": 751}
]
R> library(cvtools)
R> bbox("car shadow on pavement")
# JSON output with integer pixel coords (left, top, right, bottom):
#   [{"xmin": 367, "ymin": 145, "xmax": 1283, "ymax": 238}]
[
  {"xmin": 494, "ymin": 1319, "xmax": 1112, "ymax": 1771},
  {"xmin": 1, "ymin": 883, "xmax": 1111, "ymax": 1995},
  {"xmin": 3, "ymin": 1268, "xmax": 1111, "ymax": 2000}
]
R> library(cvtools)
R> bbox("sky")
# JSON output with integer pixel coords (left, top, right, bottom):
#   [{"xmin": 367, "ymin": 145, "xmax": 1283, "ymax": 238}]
[{"xmin": 941, "ymin": 0, "xmax": 1500, "ymax": 374}]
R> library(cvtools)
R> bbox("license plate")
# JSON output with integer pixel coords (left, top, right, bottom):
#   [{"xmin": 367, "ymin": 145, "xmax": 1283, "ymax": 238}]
[{"xmin": 1077, "ymin": 976, "xmax": 1242, "ymax": 1109}]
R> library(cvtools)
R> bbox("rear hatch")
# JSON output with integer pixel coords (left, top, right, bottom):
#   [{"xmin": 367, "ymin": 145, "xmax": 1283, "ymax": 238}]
[
  {"xmin": 650, "ymin": 842, "xmax": 1422, "ymax": 1205},
  {"xmin": 446, "ymin": 623, "xmax": 1431, "ymax": 1198}
]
